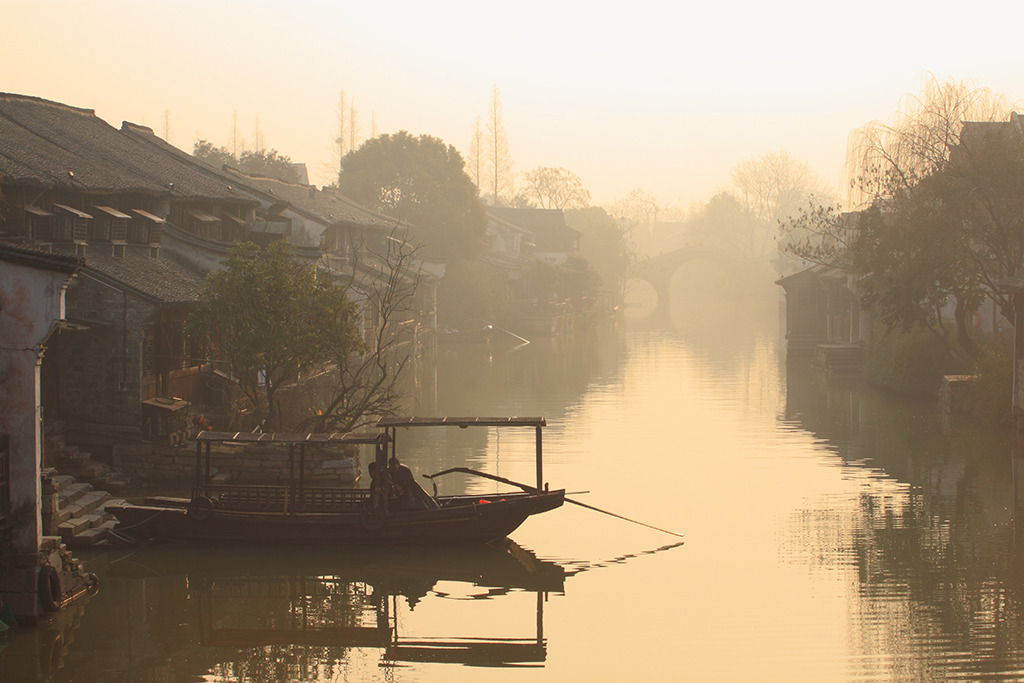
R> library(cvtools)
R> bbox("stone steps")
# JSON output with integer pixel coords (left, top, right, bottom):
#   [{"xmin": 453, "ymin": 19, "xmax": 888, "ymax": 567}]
[
  {"xmin": 54, "ymin": 488, "xmax": 107, "ymax": 526},
  {"xmin": 57, "ymin": 482, "xmax": 93, "ymax": 507},
  {"xmin": 43, "ymin": 468, "xmax": 127, "ymax": 549}
]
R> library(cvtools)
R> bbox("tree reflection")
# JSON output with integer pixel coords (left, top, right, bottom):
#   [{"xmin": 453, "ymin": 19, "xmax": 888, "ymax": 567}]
[{"xmin": 783, "ymin": 360, "xmax": 1024, "ymax": 677}]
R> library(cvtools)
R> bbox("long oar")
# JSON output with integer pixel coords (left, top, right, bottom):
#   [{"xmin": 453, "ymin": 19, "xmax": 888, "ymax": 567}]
[{"xmin": 425, "ymin": 467, "xmax": 685, "ymax": 539}]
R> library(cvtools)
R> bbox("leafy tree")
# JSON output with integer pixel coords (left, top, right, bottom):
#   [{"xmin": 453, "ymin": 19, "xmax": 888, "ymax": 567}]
[
  {"xmin": 686, "ymin": 192, "xmax": 752, "ymax": 253},
  {"xmin": 193, "ymin": 140, "xmax": 301, "ymax": 184},
  {"xmin": 193, "ymin": 140, "xmax": 235, "ymax": 169},
  {"xmin": 435, "ymin": 258, "xmax": 508, "ymax": 329},
  {"xmin": 336, "ymin": 131, "xmax": 487, "ymax": 258},
  {"xmin": 791, "ymin": 76, "xmax": 1020, "ymax": 359},
  {"xmin": 187, "ymin": 241, "xmax": 361, "ymax": 431},
  {"xmin": 519, "ymin": 167, "xmax": 591, "ymax": 209},
  {"xmin": 565, "ymin": 207, "xmax": 632, "ymax": 296},
  {"xmin": 237, "ymin": 148, "xmax": 301, "ymax": 183}
]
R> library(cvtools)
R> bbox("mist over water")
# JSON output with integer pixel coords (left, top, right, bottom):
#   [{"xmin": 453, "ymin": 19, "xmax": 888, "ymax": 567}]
[{"xmin": 6, "ymin": 287, "xmax": 1024, "ymax": 682}]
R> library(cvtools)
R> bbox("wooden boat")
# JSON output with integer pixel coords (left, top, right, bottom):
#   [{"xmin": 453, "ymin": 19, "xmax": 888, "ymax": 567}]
[{"xmin": 107, "ymin": 416, "xmax": 564, "ymax": 545}]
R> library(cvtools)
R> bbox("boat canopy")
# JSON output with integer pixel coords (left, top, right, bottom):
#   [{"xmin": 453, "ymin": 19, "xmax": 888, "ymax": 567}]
[
  {"xmin": 197, "ymin": 430, "xmax": 388, "ymax": 445},
  {"xmin": 376, "ymin": 416, "xmax": 547, "ymax": 491},
  {"xmin": 376, "ymin": 417, "xmax": 545, "ymax": 428},
  {"xmin": 196, "ymin": 418, "xmax": 549, "ymax": 492}
]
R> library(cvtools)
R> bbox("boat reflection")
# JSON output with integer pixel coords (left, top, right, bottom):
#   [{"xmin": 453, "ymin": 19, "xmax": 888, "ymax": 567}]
[{"xmin": 107, "ymin": 539, "xmax": 564, "ymax": 675}]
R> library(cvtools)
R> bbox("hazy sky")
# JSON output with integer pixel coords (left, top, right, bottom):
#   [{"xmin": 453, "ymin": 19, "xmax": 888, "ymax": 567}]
[{"xmin": 5, "ymin": 1, "xmax": 1024, "ymax": 208}]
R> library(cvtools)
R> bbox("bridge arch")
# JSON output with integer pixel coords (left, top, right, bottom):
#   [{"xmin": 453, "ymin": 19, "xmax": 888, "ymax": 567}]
[{"xmin": 627, "ymin": 245, "xmax": 752, "ymax": 318}]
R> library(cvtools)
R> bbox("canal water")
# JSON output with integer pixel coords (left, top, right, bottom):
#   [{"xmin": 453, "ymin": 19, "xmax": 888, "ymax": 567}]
[{"xmin": 5, "ymin": 298, "xmax": 1024, "ymax": 682}]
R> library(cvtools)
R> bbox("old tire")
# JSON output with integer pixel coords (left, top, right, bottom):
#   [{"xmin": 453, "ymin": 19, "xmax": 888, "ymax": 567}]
[
  {"xmin": 187, "ymin": 496, "xmax": 215, "ymax": 521},
  {"xmin": 38, "ymin": 565, "xmax": 61, "ymax": 613}
]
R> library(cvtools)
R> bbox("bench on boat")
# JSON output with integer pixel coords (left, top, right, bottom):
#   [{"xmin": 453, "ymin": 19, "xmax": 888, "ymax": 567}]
[{"xmin": 203, "ymin": 484, "xmax": 372, "ymax": 513}]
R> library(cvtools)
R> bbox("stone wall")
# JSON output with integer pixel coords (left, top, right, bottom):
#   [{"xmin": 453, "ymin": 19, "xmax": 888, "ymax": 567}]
[{"xmin": 112, "ymin": 442, "xmax": 363, "ymax": 487}]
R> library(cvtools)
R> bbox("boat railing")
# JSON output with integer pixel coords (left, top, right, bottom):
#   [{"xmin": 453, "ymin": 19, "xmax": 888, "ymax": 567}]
[{"xmin": 204, "ymin": 483, "xmax": 372, "ymax": 513}]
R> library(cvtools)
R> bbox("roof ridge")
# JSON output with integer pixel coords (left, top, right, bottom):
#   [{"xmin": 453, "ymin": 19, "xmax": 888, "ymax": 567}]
[
  {"xmin": 0, "ymin": 92, "xmax": 95, "ymax": 117},
  {"xmin": 225, "ymin": 165, "xmax": 310, "ymax": 189},
  {"xmin": 121, "ymin": 121, "xmax": 156, "ymax": 135}
]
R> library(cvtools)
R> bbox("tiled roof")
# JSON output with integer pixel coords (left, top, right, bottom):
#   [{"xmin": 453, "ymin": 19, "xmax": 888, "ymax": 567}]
[
  {"xmin": 221, "ymin": 167, "xmax": 408, "ymax": 229},
  {"xmin": 79, "ymin": 249, "xmax": 204, "ymax": 304},
  {"xmin": 0, "ymin": 240, "xmax": 82, "ymax": 273},
  {"xmin": 0, "ymin": 93, "xmax": 245, "ymax": 201},
  {"xmin": 487, "ymin": 206, "xmax": 581, "ymax": 238}
]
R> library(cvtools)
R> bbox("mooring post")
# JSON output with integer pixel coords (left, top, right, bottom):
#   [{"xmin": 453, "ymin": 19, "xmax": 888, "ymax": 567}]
[
  {"xmin": 535, "ymin": 424, "xmax": 543, "ymax": 492},
  {"xmin": 194, "ymin": 436, "xmax": 202, "ymax": 494},
  {"xmin": 203, "ymin": 440, "xmax": 212, "ymax": 493}
]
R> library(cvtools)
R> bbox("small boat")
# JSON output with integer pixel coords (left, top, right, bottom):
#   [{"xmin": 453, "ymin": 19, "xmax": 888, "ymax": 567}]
[
  {"xmin": 438, "ymin": 323, "xmax": 495, "ymax": 344},
  {"xmin": 107, "ymin": 416, "xmax": 564, "ymax": 545}
]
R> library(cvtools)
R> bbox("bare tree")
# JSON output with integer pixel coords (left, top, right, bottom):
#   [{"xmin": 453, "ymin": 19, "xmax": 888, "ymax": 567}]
[
  {"xmin": 300, "ymin": 230, "xmax": 424, "ymax": 431},
  {"xmin": 334, "ymin": 90, "xmax": 348, "ymax": 183},
  {"xmin": 251, "ymin": 117, "xmax": 265, "ymax": 152},
  {"xmin": 731, "ymin": 150, "xmax": 829, "ymax": 261},
  {"xmin": 519, "ymin": 166, "xmax": 591, "ymax": 209},
  {"xmin": 231, "ymin": 110, "xmax": 243, "ymax": 157},
  {"xmin": 846, "ymin": 74, "xmax": 1015, "ymax": 207},
  {"xmin": 349, "ymin": 100, "xmax": 360, "ymax": 153},
  {"xmin": 486, "ymin": 85, "xmax": 514, "ymax": 204},
  {"xmin": 606, "ymin": 188, "xmax": 662, "ymax": 227},
  {"xmin": 465, "ymin": 116, "xmax": 485, "ymax": 190}
]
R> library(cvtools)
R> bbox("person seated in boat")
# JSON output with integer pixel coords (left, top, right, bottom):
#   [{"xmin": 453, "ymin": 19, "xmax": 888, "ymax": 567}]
[
  {"xmin": 367, "ymin": 461, "xmax": 379, "ymax": 492},
  {"xmin": 388, "ymin": 457, "xmax": 439, "ymax": 511},
  {"xmin": 366, "ymin": 461, "xmax": 387, "ymax": 509}
]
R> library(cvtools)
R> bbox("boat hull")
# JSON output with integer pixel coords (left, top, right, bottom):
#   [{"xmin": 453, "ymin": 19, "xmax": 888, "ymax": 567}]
[{"xmin": 107, "ymin": 490, "xmax": 565, "ymax": 545}]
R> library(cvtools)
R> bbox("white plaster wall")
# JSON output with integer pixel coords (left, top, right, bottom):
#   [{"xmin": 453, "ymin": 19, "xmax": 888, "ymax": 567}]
[{"xmin": 0, "ymin": 261, "xmax": 71, "ymax": 551}]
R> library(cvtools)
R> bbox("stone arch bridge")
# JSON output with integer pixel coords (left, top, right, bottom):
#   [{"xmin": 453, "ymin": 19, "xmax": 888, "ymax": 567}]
[{"xmin": 627, "ymin": 244, "xmax": 754, "ymax": 317}]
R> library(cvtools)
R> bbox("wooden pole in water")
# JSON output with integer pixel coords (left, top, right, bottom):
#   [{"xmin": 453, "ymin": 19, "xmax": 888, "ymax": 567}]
[
  {"xmin": 562, "ymin": 497, "xmax": 685, "ymax": 538},
  {"xmin": 298, "ymin": 443, "xmax": 306, "ymax": 511},
  {"xmin": 535, "ymin": 424, "xmax": 543, "ymax": 491},
  {"xmin": 204, "ymin": 440, "xmax": 212, "ymax": 492},
  {"xmin": 425, "ymin": 466, "xmax": 684, "ymax": 538},
  {"xmin": 194, "ymin": 436, "xmax": 202, "ymax": 493}
]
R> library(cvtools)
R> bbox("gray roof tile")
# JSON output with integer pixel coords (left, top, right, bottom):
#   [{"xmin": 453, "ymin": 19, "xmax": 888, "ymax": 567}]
[{"xmin": 0, "ymin": 93, "xmax": 245, "ymax": 201}]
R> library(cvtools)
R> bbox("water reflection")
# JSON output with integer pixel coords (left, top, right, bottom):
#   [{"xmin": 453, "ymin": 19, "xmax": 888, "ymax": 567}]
[
  {"xmin": 17, "ymin": 541, "xmax": 563, "ymax": 682},
  {"xmin": 783, "ymin": 358, "xmax": 1024, "ymax": 679},
  {"xmin": 0, "ymin": 589, "xmax": 90, "ymax": 682},
  {"xmin": 21, "ymin": 313, "xmax": 1024, "ymax": 680}
]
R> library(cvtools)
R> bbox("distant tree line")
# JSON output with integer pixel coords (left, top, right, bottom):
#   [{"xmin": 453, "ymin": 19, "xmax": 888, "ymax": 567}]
[{"xmin": 193, "ymin": 140, "xmax": 302, "ymax": 184}]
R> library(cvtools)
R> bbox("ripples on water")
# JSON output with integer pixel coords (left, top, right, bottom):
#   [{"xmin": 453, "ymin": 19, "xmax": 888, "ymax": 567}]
[{"xmin": 7, "ymin": 313, "xmax": 1024, "ymax": 681}]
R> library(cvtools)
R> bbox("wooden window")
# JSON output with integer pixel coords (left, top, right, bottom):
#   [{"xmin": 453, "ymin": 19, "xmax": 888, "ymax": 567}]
[
  {"xmin": 25, "ymin": 207, "xmax": 54, "ymax": 242},
  {"xmin": 111, "ymin": 218, "xmax": 128, "ymax": 244}
]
